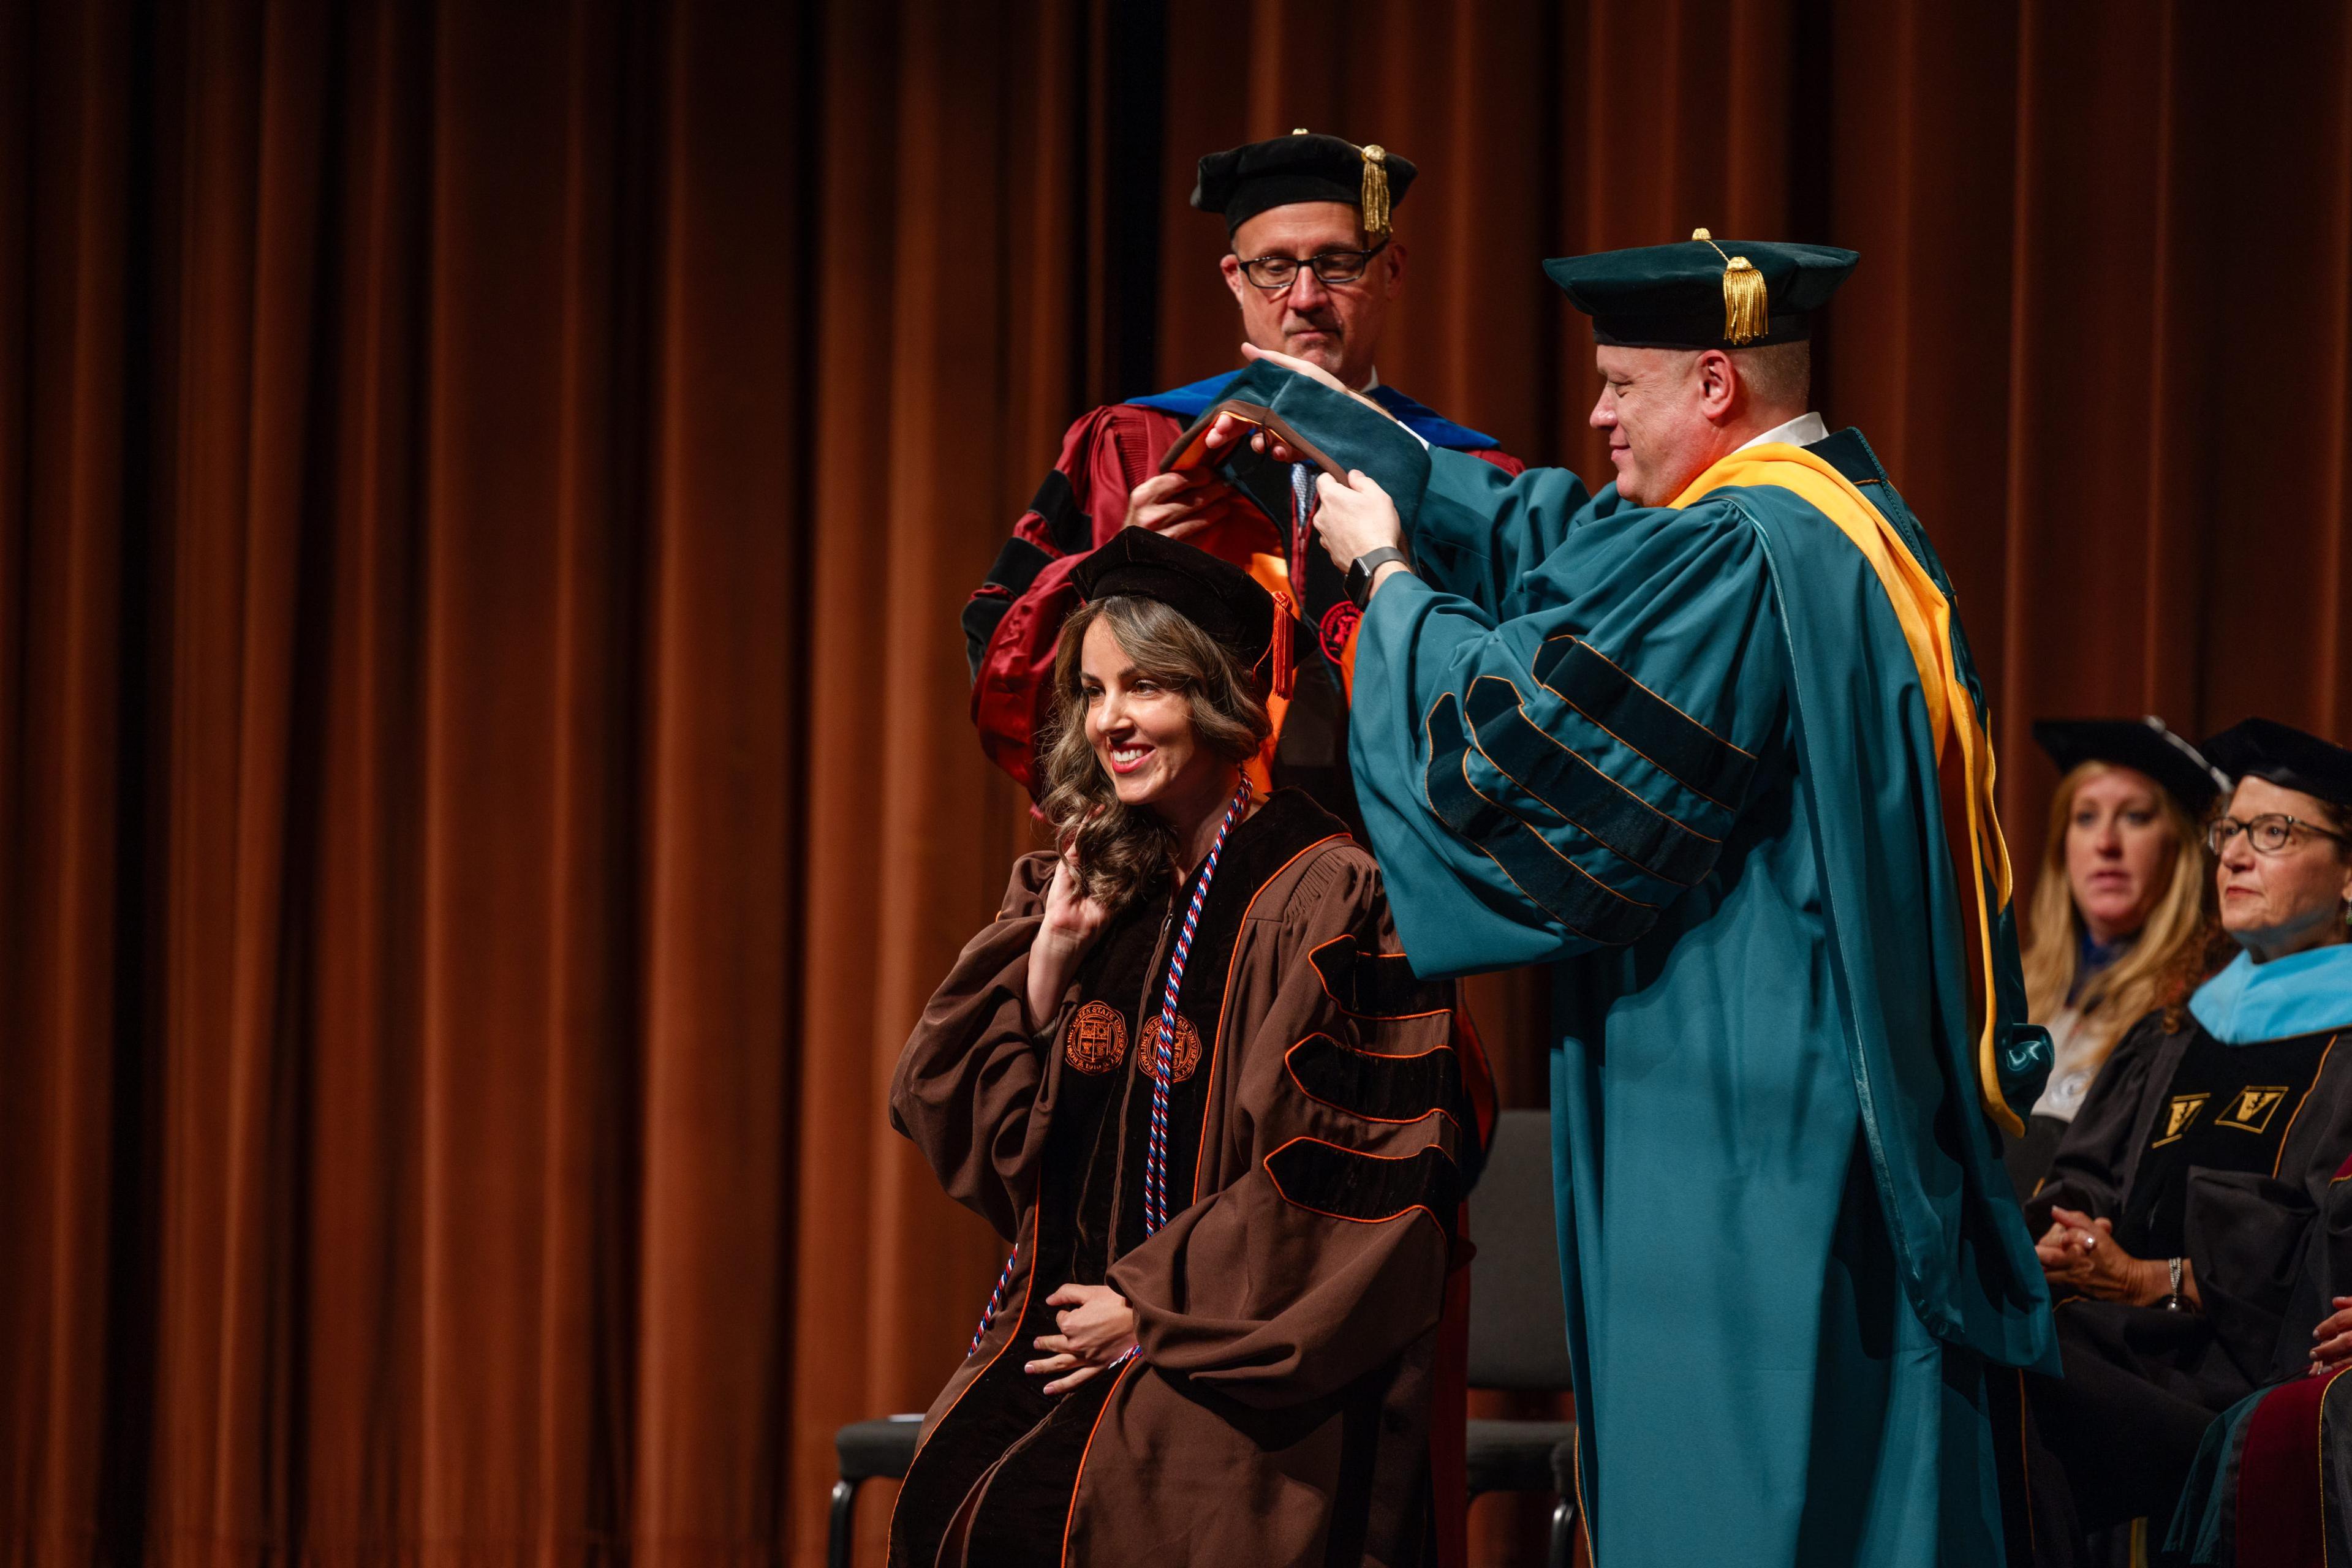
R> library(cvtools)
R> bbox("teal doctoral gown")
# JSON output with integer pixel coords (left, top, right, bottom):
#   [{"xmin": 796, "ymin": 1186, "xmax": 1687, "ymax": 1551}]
[{"xmin": 1195, "ymin": 366, "xmax": 2059, "ymax": 1567}]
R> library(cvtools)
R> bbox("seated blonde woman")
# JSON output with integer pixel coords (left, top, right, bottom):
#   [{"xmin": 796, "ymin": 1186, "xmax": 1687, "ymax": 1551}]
[
  {"xmin": 2007, "ymin": 718, "xmax": 2228, "ymax": 1196},
  {"xmin": 888, "ymin": 529, "xmax": 1489, "ymax": 1568},
  {"xmin": 2019, "ymin": 719, "xmax": 2352, "ymax": 1559}
]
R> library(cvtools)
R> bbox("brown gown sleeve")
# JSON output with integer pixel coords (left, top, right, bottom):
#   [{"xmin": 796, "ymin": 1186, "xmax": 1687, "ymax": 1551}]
[
  {"xmin": 1107, "ymin": 844, "xmax": 1465, "ymax": 1408},
  {"xmin": 888, "ymin": 851, "xmax": 1062, "ymax": 1243}
]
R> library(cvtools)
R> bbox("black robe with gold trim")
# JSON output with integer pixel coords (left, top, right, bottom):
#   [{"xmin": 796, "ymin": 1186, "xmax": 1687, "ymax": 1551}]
[{"xmin": 2022, "ymin": 1013, "xmax": 2352, "ymax": 1551}]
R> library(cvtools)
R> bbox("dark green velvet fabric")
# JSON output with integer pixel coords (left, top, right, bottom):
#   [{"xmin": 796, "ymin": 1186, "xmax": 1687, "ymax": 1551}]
[{"xmin": 1541, "ymin": 236, "xmax": 1859, "ymax": 349}]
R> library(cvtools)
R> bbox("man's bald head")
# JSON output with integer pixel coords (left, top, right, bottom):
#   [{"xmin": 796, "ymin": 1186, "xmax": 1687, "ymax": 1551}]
[{"xmin": 1587, "ymin": 341, "xmax": 1813, "ymax": 505}]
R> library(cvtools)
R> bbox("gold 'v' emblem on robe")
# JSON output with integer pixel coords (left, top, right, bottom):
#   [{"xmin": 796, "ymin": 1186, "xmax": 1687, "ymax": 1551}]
[
  {"xmin": 2153, "ymin": 1093, "xmax": 2209, "ymax": 1147},
  {"xmin": 2217, "ymin": 1085, "xmax": 2293, "ymax": 1135}
]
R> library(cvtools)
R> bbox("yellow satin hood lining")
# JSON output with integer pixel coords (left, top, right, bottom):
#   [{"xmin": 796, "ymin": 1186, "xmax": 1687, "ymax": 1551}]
[{"xmin": 1669, "ymin": 443, "xmax": 2022, "ymax": 1136}]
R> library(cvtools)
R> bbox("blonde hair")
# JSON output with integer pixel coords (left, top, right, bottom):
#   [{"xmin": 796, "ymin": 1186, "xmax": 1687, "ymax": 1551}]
[
  {"xmin": 1037, "ymin": 595, "xmax": 1271, "ymax": 914},
  {"xmin": 2021, "ymin": 761, "xmax": 2211, "ymax": 1058}
]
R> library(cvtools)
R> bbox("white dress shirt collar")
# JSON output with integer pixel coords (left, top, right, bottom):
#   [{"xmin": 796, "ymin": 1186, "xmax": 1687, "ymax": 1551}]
[{"xmin": 1736, "ymin": 411, "xmax": 1828, "ymax": 452}]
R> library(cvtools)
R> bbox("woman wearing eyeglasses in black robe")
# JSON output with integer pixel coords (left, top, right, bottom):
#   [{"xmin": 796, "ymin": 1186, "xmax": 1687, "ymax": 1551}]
[{"xmin": 2014, "ymin": 720, "xmax": 2352, "ymax": 1562}]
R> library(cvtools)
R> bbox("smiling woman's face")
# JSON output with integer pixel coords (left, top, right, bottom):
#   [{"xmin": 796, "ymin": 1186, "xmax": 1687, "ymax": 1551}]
[
  {"xmin": 2063, "ymin": 766, "xmax": 2177, "ymax": 944},
  {"xmin": 2214, "ymin": 775, "xmax": 2352, "ymax": 959},
  {"xmin": 1079, "ymin": 616, "xmax": 1224, "ymax": 818}
]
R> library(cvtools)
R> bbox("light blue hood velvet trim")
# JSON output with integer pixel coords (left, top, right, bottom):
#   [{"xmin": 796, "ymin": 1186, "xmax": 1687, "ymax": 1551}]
[{"xmin": 2190, "ymin": 942, "xmax": 2352, "ymax": 1044}]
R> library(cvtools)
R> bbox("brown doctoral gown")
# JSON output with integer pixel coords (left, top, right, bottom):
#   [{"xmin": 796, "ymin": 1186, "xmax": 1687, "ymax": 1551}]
[{"xmin": 887, "ymin": 789, "xmax": 1484, "ymax": 1568}]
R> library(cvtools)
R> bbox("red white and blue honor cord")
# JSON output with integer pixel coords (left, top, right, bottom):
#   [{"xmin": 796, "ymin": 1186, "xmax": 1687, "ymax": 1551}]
[
  {"xmin": 966, "ymin": 776, "xmax": 1253, "ymax": 1359},
  {"xmin": 1143, "ymin": 776, "xmax": 1251, "ymax": 1235}
]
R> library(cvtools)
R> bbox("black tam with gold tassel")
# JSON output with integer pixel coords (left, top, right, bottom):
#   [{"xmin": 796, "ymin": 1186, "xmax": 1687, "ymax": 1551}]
[
  {"xmin": 1191, "ymin": 131, "xmax": 1417, "ymax": 241},
  {"xmin": 1541, "ymin": 230, "xmax": 1859, "ymax": 350}
]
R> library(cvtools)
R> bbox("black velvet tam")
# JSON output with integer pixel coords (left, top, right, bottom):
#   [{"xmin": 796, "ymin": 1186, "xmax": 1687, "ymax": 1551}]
[
  {"xmin": 1071, "ymin": 527, "xmax": 1276, "ymax": 673},
  {"xmin": 1190, "ymin": 131, "xmax": 1415, "ymax": 236},
  {"xmin": 2202, "ymin": 717, "xmax": 2352, "ymax": 811},
  {"xmin": 2032, "ymin": 717, "xmax": 2228, "ymax": 815},
  {"xmin": 1542, "ymin": 235, "xmax": 1858, "ymax": 349}
]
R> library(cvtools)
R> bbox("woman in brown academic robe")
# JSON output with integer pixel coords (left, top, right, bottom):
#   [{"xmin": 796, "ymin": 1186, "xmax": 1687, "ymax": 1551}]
[{"xmin": 888, "ymin": 529, "xmax": 1489, "ymax": 1568}]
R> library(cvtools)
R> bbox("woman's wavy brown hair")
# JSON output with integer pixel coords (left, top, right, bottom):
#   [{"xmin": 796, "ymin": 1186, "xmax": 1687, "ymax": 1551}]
[
  {"xmin": 1037, "ymin": 594, "xmax": 1272, "ymax": 914},
  {"xmin": 2022, "ymin": 761, "xmax": 2215, "ymax": 1054}
]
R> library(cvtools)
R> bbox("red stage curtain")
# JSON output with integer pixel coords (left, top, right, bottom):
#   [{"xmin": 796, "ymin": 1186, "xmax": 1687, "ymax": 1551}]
[{"xmin": 3, "ymin": 3, "xmax": 2347, "ymax": 1566}]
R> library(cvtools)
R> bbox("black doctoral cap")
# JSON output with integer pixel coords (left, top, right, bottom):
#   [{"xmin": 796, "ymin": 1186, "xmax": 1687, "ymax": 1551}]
[
  {"xmin": 1191, "ymin": 130, "xmax": 1416, "ymax": 242},
  {"xmin": 2032, "ymin": 717, "xmax": 2228, "ymax": 815},
  {"xmin": 2199, "ymin": 718, "xmax": 2352, "ymax": 812},
  {"xmin": 1072, "ymin": 529, "xmax": 1280, "ymax": 685},
  {"xmin": 1543, "ymin": 229, "xmax": 1859, "ymax": 349}
]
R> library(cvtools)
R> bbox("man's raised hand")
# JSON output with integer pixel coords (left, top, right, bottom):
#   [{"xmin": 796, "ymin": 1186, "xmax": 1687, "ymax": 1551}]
[
  {"xmin": 1312, "ymin": 469, "xmax": 1404, "ymax": 572},
  {"xmin": 1199, "ymin": 342, "xmax": 1396, "ymax": 467},
  {"xmin": 1123, "ymin": 469, "xmax": 1242, "ymax": 541}
]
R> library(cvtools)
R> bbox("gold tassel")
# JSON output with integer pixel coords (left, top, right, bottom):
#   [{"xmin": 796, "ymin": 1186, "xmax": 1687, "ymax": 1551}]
[
  {"xmin": 1720, "ymin": 256, "xmax": 1768, "ymax": 344},
  {"xmin": 1359, "ymin": 145, "xmax": 1391, "ymax": 241},
  {"xmin": 1693, "ymin": 228, "xmax": 1768, "ymax": 345}
]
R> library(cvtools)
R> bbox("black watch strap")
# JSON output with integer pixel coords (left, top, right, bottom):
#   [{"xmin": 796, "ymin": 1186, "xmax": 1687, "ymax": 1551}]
[{"xmin": 1347, "ymin": 547, "xmax": 1413, "ymax": 609}]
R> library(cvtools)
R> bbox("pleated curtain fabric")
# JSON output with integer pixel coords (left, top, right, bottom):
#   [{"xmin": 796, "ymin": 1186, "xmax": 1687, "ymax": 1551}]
[{"xmin": 2, "ymin": 2, "xmax": 2348, "ymax": 1566}]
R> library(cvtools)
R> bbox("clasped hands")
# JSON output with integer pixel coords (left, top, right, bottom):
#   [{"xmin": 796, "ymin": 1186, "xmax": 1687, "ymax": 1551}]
[
  {"xmin": 2035, "ymin": 1205, "xmax": 2184, "ymax": 1310},
  {"xmin": 1024, "ymin": 1281, "xmax": 1138, "ymax": 1395},
  {"xmin": 1132, "ymin": 344, "xmax": 1405, "ymax": 581}
]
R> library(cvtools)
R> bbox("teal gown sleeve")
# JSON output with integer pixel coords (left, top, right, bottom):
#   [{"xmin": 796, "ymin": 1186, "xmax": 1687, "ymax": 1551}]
[
  {"xmin": 1350, "ymin": 504, "xmax": 1785, "ymax": 977},
  {"xmin": 1205, "ymin": 361, "xmax": 1785, "ymax": 978},
  {"xmin": 1407, "ymin": 448, "xmax": 1604, "ymax": 620}
]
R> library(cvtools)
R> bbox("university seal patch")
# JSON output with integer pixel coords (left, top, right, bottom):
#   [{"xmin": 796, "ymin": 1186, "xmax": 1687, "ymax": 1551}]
[
  {"xmin": 1064, "ymin": 1000, "xmax": 1129, "ymax": 1074},
  {"xmin": 1136, "ymin": 1012, "xmax": 1204, "ymax": 1084},
  {"xmin": 1318, "ymin": 600, "xmax": 1363, "ymax": 662}
]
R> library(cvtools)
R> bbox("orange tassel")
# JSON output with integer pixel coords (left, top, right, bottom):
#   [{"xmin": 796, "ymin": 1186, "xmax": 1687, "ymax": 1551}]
[{"xmin": 1271, "ymin": 592, "xmax": 1296, "ymax": 698}]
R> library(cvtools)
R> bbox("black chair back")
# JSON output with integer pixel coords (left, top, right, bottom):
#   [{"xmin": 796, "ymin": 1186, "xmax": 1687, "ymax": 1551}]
[{"xmin": 1465, "ymin": 1107, "xmax": 1573, "ymax": 1391}]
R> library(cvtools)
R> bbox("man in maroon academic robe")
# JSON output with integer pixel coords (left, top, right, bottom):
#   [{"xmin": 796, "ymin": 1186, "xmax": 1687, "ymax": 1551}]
[{"xmin": 963, "ymin": 130, "xmax": 1525, "ymax": 829}]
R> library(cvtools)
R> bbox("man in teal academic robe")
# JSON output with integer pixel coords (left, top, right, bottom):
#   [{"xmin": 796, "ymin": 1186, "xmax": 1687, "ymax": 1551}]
[{"xmin": 1195, "ymin": 234, "xmax": 2060, "ymax": 1566}]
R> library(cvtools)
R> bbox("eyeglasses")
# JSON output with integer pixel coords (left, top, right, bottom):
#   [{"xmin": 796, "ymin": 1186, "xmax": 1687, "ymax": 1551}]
[
  {"xmin": 1235, "ymin": 240, "xmax": 1390, "ymax": 291},
  {"xmin": 2204, "ymin": 813, "xmax": 2352, "ymax": 856}
]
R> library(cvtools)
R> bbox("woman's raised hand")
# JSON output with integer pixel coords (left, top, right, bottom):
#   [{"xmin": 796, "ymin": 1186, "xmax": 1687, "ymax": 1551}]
[
  {"xmin": 1040, "ymin": 851, "xmax": 1110, "ymax": 949},
  {"xmin": 1028, "ymin": 853, "xmax": 1110, "ymax": 1028}
]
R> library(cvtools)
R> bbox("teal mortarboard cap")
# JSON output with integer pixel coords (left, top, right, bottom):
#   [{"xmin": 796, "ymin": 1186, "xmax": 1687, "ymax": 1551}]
[{"xmin": 1543, "ymin": 228, "xmax": 1860, "ymax": 350}]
